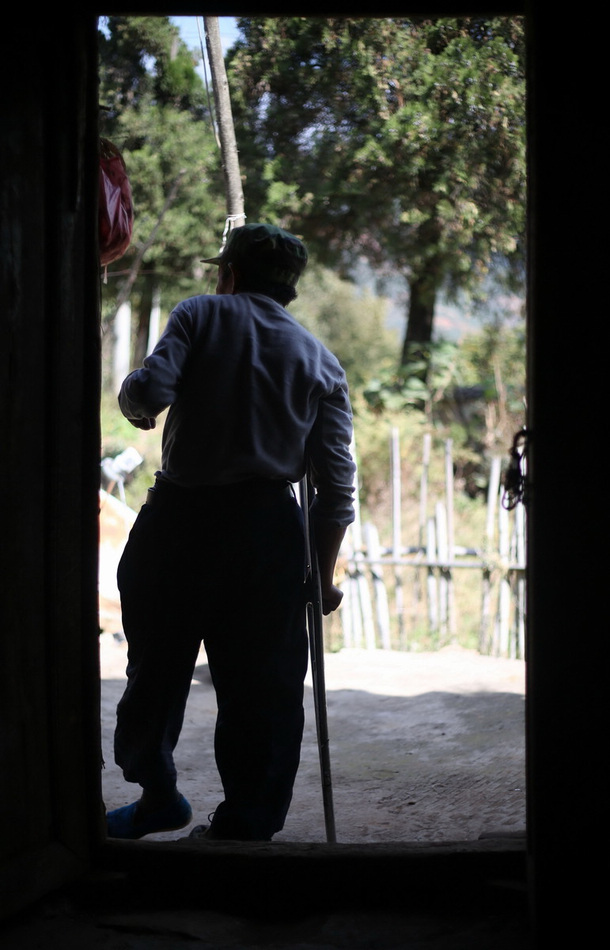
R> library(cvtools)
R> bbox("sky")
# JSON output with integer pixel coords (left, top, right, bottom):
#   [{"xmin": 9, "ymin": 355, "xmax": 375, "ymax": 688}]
[{"xmin": 170, "ymin": 16, "xmax": 239, "ymax": 67}]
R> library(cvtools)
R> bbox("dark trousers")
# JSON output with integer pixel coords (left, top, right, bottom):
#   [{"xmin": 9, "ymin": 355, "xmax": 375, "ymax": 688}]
[{"xmin": 114, "ymin": 479, "xmax": 308, "ymax": 841}]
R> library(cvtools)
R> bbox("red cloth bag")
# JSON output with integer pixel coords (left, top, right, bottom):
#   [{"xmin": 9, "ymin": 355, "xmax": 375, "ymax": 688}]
[{"xmin": 99, "ymin": 138, "xmax": 133, "ymax": 266}]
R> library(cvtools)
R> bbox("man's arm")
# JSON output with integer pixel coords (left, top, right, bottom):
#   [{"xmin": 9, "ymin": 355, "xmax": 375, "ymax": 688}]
[
  {"xmin": 313, "ymin": 518, "xmax": 347, "ymax": 615},
  {"xmin": 118, "ymin": 308, "xmax": 192, "ymax": 425},
  {"xmin": 305, "ymin": 377, "xmax": 356, "ymax": 615}
]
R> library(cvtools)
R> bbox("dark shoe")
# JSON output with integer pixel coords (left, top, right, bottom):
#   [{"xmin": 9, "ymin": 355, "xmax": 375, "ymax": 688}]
[
  {"xmin": 106, "ymin": 794, "xmax": 192, "ymax": 839},
  {"xmin": 187, "ymin": 821, "xmax": 271, "ymax": 842},
  {"xmin": 188, "ymin": 823, "xmax": 213, "ymax": 840}
]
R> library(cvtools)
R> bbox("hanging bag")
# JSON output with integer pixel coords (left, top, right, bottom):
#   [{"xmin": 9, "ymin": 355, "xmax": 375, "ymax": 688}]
[{"xmin": 99, "ymin": 138, "xmax": 133, "ymax": 267}]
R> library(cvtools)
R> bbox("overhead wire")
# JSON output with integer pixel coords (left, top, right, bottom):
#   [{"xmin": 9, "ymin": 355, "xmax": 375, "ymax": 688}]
[{"xmin": 196, "ymin": 16, "xmax": 221, "ymax": 151}]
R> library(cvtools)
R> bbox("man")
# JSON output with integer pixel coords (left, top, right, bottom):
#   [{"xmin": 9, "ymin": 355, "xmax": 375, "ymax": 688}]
[{"xmin": 106, "ymin": 223, "xmax": 356, "ymax": 842}]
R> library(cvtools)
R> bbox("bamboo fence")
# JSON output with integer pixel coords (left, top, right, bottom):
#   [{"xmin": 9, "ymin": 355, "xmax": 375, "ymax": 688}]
[{"xmin": 333, "ymin": 429, "xmax": 526, "ymax": 658}]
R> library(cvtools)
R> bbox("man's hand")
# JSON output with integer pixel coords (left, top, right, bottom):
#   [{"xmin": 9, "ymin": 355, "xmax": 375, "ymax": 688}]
[
  {"xmin": 321, "ymin": 584, "xmax": 343, "ymax": 616},
  {"xmin": 128, "ymin": 417, "xmax": 156, "ymax": 430}
]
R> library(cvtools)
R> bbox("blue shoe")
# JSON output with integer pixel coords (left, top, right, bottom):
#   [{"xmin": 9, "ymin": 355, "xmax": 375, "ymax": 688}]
[{"xmin": 106, "ymin": 794, "xmax": 192, "ymax": 839}]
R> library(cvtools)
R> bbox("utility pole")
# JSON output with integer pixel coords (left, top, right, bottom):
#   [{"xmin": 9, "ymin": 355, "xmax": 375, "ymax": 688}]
[{"xmin": 203, "ymin": 17, "xmax": 245, "ymax": 230}]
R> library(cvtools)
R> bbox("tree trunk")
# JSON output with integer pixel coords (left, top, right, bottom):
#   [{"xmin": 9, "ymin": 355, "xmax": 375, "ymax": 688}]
[
  {"xmin": 112, "ymin": 169, "xmax": 186, "ymax": 318},
  {"xmin": 401, "ymin": 271, "xmax": 438, "ymax": 370},
  {"xmin": 133, "ymin": 278, "xmax": 153, "ymax": 370},
  {"xmin": 204, "ymin": 17, "xmax": 245, "ymax": 224}
]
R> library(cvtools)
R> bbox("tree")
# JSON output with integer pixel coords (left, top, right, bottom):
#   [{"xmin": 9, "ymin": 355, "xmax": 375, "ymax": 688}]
[
  {"xmin": 290, "ymin": 265, "xmax": 398, "ymax": 393},
  {"xmin": 99, "ymin": 16, "xmax": 207, "ymax": 116},
  {"xmin": 98, "ymin": 16, "xmax": 228, "ymax": 370},
  {"xmin": 227, "ymin": 16, "xmax": 526, "ymax": 376}
]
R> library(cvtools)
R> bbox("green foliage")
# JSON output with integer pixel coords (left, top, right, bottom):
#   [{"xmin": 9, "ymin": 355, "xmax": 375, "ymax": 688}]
[
  {"xmin": 99, "ymin": 15, "xmax": 207, "ymax": 115},
  {"xmin": 290, "ymin": 265, "xmax": 398, "ymax": 392},
  {"xmin": 452, "ymin": 320, "xmax": 526, "ymax": 465},
  {"xmin": 355, "ymin": 313, "xmax": 525, "ymax": 502},
  {"xmin": 363, "ymin": 340, "xmax": 461, "ymax": 412},
  {"xmin": 98, "ymin": 16, "xmax": 228, "ymax": 348},
  {"xmin": 349, "ymin": 393, "xmax": 429, "ymax": 514},
  {"xmin": 457, "ymin": 321, "xmax": 525, "ymax": 400},
  {"xmin": 106, "ymin": 104, "xmax": 222, "ymax": 278},
  {"xmin": 228, "ymin": 16, "xmax": 526, "ymax": 353}
]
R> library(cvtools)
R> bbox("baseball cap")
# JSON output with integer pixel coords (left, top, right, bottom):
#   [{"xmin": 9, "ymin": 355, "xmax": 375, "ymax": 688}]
[{"xmin": 201, "ymin": 223, "xmax": 308, "ymax": 288}]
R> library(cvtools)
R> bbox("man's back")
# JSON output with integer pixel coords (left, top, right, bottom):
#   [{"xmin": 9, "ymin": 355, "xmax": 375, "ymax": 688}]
[{"xmin": 120, "ymin": 292, "xmax": 354, "ymax": 518}]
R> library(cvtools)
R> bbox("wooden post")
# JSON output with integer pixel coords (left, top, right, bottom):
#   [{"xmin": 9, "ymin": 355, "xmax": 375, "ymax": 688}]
[
  {"xmin": 340, "ymin": 545, "xmax": 356, "ymax": 650},
  {"xmin": 414, "ymin": 432, "xmax": 431, "ymax": 625},
  {"xmin": 350, "ymin": 462, "xmax": 376, "ymax": 650},
  {"xmin": 419, "ymin": 433, "xmax": 431, "ymax": 548},
  {"xmin": 339, "ymin": 443, "xmax": 526, "ymax": 656},
  {"xmin": 436, "ymin": 501, "xmax": 449, "ymax": 644},
  {"xmin": 480, "ymin": 457, "xmax": 502, "ymax": 654},
  {"xmin": 496, "ymin": 502, "xmax": 511, "ymax": 656},
  {"xmin": 113, "ymin": 301, "xmax": 131, "ymax": 393},
  {"xmin": 203, "ymin": 17, "xmax": 245, "ymax": 227},
  {"xmin": 426, "ymin": 515, "xmax": 438, "ymax": 634},
  {"xmin": 515, "ymin": 504, "xmax": 526, "ymax": 660},
  {"xmin": 391, "ymin": 427, "xmax": 405, "ymax": 646},
  {"xmin": 444, "ymin": 439, "xmax": 457, "ymax": 642},
  {"xmin": 146, "ymin": 285, "xmax": 161, "ymax": 356},
  {"xmin": 364, "ymin": 522, "xmax": 391, "ymax": 649}
]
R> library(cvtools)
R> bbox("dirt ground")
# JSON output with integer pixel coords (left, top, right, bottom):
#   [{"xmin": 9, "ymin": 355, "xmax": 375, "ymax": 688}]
[{"xmin": 100, "ymin": 635, "xmax": 526, "ymax": 845}]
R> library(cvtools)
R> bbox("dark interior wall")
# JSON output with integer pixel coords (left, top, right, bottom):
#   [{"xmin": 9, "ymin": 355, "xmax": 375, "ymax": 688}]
[
  {"xmin": 0, "ymin": 14, "xmax": 102, "ymax": 913},
  {"xmin": 0, "ymin": 3, "xmax": 603, "ymax": 943},
  {"xmin": 524, "ymin": 5, "xmax": 604, "ymax": 936}
]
